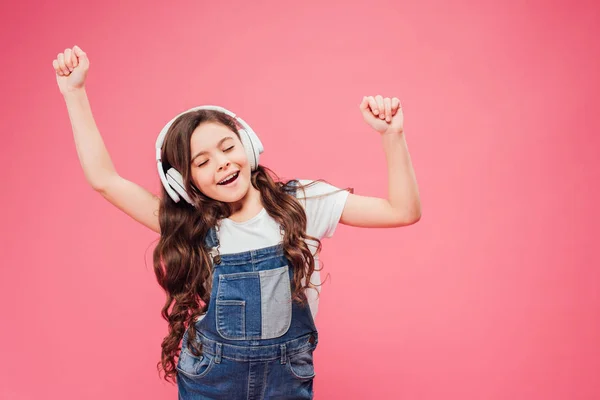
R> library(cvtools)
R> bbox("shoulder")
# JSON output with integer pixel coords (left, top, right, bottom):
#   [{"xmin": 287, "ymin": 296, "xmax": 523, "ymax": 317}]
[
  {"xmin": 295, "ymin": 179, "xmax": 350, "ymax": 199},
  {"xmin": 292, "ymin": 179, "xmax": 351, "ymax": 239}
]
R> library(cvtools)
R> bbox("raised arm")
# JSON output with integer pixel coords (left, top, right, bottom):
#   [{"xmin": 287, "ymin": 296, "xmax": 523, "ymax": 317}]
[
  {"xmin": 54, "ymin": 46, "xmax": 161, "ymax": 233},
  {"xmin": 340, "ymin": 95, "xmax": 421, "ymax": 228}
]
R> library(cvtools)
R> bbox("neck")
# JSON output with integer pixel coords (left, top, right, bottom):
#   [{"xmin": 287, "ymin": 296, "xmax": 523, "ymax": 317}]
[{"xmin": 228, "ymin": 184, "xmax": 262, "ymax": 222}]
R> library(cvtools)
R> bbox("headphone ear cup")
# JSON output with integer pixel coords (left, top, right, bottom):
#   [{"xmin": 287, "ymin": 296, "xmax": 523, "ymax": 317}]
[
  {"xmin": 238, "ymin": 128, "xmax": 263, "ymax": 171},
  {"xmin": 165, "ymin": 168, "xmax": 194, "ymax": 205}
]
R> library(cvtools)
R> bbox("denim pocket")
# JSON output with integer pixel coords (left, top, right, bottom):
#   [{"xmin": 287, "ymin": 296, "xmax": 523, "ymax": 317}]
[
  {"xmin": 216, "ymin": 300, "xmax": 246, "ymax": 340},
  {"xmin": 286, "ymin": 348, "xmax": 316, "ymax": 380},
  {"xmin": 176, "ymin": 348, "xmax": 214, "ymax": 379},
  {"xmin": 216, "ymin": 266, "xmax": 292, "ymax": 340}
]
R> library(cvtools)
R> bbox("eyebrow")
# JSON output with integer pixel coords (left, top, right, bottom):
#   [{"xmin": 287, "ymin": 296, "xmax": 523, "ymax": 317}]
[{"xmin": 191, "ymin": 136, "xmax": 234, "ymax": 162}]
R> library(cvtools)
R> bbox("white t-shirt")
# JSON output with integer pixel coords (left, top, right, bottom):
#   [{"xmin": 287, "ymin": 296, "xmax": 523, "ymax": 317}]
[{"xmin": 203, "ymin": 179, "xmax": 349, "ymax": 323}]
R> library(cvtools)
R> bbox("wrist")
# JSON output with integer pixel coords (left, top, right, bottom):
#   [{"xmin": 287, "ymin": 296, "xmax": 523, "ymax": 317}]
[
  {"xmin": 62, "ymin": 85, "xmax": 87, "ymax": 98},
  {"xmin": 382, "ymin": 126, "xmax": 404, "ymax": 136},
  {"xmin": 381, "ymin": 129, "xmax": 405, "ymax": 142},
  {"xmin": 381, "ymin": 129, "xmax": 406, "ymax": 151}
]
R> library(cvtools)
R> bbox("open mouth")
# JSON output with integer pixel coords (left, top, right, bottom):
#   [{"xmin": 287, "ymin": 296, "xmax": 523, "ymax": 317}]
[{"xmin": 217, "ymin": 171, "xmax": 240, "ymax": 185}]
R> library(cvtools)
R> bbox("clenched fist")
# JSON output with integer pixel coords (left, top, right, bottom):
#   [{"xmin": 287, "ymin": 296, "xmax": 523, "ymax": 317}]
[
  {"xmin": 360, "ymin": 95, "xmax": 404, "ymax": 135},
  {"xmin": 52, "ymin": 45, "xmax": 89, "ymax": 95}
]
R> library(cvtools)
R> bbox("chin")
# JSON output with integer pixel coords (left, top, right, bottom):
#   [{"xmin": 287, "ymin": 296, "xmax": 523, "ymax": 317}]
[{"xmin": 211, "ymin": 178, "xmax": 251, "ymax": 203}]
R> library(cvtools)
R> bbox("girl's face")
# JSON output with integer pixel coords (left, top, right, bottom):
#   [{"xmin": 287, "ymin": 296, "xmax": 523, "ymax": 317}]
[{"xmin": 189, "ymin": 122, "xmax": 251, "ymax": 203}]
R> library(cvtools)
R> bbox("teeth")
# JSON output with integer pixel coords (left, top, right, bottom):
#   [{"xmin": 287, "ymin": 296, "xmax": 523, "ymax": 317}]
[{"xmin": 218, "ymin": 172, "xmax": 238, "ymax": 184}]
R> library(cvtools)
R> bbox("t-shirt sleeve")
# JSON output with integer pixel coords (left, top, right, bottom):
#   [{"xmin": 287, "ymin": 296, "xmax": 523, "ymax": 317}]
[{"xmin": 296, "ymin": 179, "xmax": 350, "ymax": 239}]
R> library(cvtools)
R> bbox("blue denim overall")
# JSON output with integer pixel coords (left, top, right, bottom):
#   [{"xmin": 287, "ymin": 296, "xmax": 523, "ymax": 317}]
[{"xmin": 177, "ymin": 183, "xmax": 319, "ymax": 399}]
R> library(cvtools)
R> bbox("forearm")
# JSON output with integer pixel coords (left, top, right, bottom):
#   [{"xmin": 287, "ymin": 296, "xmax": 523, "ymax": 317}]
[
  {"xmin": 381, "ymin": 132, "xmax": 421, "ymax": 220},
  {"xmin": 63, "ymin": 88, "xmax": 118, "ymax": 190}
]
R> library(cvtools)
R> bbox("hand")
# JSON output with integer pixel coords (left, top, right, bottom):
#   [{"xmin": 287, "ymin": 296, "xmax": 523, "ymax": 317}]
[
  {"xmin": 359, "ymin": 95, "xmax": 404, "ymax": 135},
  {"xmin": 52, "ymin": 45, "xmax": 90, "ymax": 95}
]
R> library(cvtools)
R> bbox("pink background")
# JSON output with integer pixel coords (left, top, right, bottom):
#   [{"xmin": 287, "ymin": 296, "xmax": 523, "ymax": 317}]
[{"xmin": 1, "ymin": 0, "xmax": 599, "ymax": 399}]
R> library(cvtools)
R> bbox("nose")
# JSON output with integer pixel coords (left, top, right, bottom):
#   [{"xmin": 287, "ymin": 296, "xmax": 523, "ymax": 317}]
[{"xmin": 216, "ymin": 156, "xmax": 230, "ymax": 172}]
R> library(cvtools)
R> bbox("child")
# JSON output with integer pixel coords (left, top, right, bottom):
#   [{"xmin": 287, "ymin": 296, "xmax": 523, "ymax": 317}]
[{"xmin": 53, "ymin": 45, "xmax": 421, "ymax": 399}]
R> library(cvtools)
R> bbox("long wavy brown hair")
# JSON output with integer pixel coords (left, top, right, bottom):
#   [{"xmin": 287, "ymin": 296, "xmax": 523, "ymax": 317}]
[{"xmin": 152, "ymin": 109, "xmax": 347, "ymax": 383}]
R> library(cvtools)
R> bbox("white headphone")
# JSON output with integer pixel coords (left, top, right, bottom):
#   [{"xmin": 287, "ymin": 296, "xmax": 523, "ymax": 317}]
[{"xmin": 155, "ymin": 105, "xmax": 264, "ymax": 205}]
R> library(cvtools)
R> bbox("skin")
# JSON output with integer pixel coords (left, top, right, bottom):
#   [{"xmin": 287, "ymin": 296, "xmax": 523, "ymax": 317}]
[{"xmin": 189, "ymin": 122, "xmax": 262, "ymax": 221}]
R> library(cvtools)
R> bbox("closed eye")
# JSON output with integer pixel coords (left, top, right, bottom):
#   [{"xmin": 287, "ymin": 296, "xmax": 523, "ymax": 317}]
[{"xmin": 195, "ymin": 146, "xmax": 233, "ymax": 167}]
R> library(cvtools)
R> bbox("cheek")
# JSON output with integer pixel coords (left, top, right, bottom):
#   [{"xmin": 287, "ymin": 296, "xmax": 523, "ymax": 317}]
[
  {"xmin": 233, "ymin": 148, "xmax": 249, "ymax": 167},
  {"xmin": 192, "ymin": 169, "xmax": 215, "ymax": 191}
]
